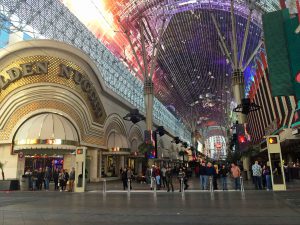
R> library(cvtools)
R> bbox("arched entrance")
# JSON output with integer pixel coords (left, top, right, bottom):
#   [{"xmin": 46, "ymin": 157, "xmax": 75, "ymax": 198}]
[{"xmin": 13, "ymin": 113, "xmax": 80, "ymax": 175}]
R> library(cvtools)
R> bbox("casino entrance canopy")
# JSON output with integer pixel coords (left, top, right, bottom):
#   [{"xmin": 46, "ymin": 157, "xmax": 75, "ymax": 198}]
[{"xmin": 13, "ymin": 113, "xmax": 79, "ymax": 154}]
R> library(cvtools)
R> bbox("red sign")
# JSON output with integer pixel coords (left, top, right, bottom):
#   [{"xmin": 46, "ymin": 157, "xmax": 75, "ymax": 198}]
[{"xmin": 76, "ymin": 149, "xmax": 83, "ymax": 154}]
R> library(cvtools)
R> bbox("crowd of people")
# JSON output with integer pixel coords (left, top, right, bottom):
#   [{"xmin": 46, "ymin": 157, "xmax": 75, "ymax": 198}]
[
  {"xmin": 24, "ymin": 167, "xmax": 75, "ymax": 192},
  {"xmin": 197, "ymin": 162, "xmax": 241, "ymax": 190},
  {"xmin": 120, "ymin": 163, "xmax": 242, "ymax": 192},
  {"xmin": 120, "ymin": 161, "xmax": 283, "ymax": 192}
]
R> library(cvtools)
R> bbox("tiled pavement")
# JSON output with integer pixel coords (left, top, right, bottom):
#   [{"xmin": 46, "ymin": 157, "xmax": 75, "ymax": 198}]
[
  {"xmin": 0, "ymin": 190, "xmax": 300, "ymax": 225},
  {"xmin": 0, "ymin": 177, "xmax": 299, "ymax": 225}
]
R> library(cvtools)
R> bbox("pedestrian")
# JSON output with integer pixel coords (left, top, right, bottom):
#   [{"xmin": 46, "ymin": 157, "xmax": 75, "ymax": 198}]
[
  {"xmin": 206, "ymin": 162, "xmax": 215, "ymax": 190},
  {"xmin": 161, "ymin": 166, "xmax": 167, "ymax": 188},
  {"xmin": 44, "ymin": 167, "xmax": 50, "ymax": 191},
  {"xmin": 53, "ymin": 168, "xmax": 59, "ymax": 191},
  {"xmin": 150, "ymin": 165, "xmax": 155, "ymax": 190},
  {"xmin": 37, "ymin": 168, "xmax": 43, "ymax": 190},
  {"xmin": 166, "ymin": 166, "xmax": 174, "ymax": 192},
  {"xmin": 64, "ymin": 169, "xmax": 69, "ymax": 191},
  {"xmin": 263, "ymin": 165, "xmax": 272, "ymax": 191},
  {"xmin": 58, "ymin": 169, "xmax": 65, "ymax": 192},
  {"xmin": 183, "ymin": 167, "xmax": 189, "ymax": 190},
  {"xmin": 127, "ymin": 167, "xmax": 133, "ymax": 190},
  {"xmin": 252, "ymin": 161, "xmax": 262, "ymax": 190},
  {"xmin": 219, "ymin": 165, "xmax": 228, "ymax": 190},
  {"xmin": 213, "ymin": 164, "xmax": 218, "ymax": 190},
  {"xmin": 231, "ymin": 163, "xmax": 241, "ymax": 190},
  {"xmin": 69, "ymin": 167, "xmax": 75, "ymax": 192},
  {"xmin": 121, "ymin": 168, "xmax": 128, "ymax": 190},
  {"xmin": 32, "ymin": 169, "xmax": 38, "ymax": 191},
  {"xmin": 155, "ymin": 166, "xmax": 161, "ymax": 190},
  {"xmin": 177, "ymin": 168, "xmax": 185, "ymax": 192},
  {"xmin": 199, "ymin": 162, "xmax": 207, "ymax": 190}
]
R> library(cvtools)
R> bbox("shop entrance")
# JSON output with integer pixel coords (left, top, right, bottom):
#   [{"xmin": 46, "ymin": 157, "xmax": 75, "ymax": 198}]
[{"xmin": 24, "ymin": 155, "xmax": 64, "ymax": 172}]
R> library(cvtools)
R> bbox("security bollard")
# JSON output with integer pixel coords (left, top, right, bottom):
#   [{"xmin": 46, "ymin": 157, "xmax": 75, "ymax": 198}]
[
  {"xmin": 153, "ymin": 177, "xmax": 157, "ymax": 193},
  {"xmin": 103, "ymin": 179, "xmax": 106, "ymax": 193},
  {"xmin": 209, "ymin": 176, "xmax": 213, "ymax": 192},
  {"xmin": 240, "ymin": 176, "xmax": 245, "ymax": 192},
  {"xmin": 127, "ymin": 179, "xmax": 131, "ymax": 193},
  {"xmin": 181, "ymin": 178, "xmax": 185, "ymax": 194}
]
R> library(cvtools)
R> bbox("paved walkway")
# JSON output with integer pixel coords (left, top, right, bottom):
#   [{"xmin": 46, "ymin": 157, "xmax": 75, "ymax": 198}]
[{"xmin": 0, "ymin": 190, "xmax": 300, "ymax": 225}]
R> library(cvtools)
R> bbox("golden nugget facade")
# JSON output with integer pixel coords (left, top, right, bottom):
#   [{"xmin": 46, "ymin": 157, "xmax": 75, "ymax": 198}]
[{"xmin": 0, "ymin": 40, "xmax": 163, "ymax": 181}]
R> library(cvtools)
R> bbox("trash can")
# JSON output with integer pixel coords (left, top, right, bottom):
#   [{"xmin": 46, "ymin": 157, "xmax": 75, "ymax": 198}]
[{"xmin": 20, "ymin": 175, "xmax": 30, "ymax": 191}]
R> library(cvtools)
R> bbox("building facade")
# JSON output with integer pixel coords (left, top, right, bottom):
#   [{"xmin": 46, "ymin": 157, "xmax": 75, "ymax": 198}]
[{"xmin": 0, "ymin": 40, "xmax": 180, "ymax": 181}]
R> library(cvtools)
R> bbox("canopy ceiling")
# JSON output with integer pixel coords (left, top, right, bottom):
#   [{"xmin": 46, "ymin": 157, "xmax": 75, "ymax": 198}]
[
  {"xmin": 60, "ymin": 0, "xmax": 279, "ymax": 130},
  {"xmin": 0, "ymin": 0, "xmax": 280, "ymax": 135}
]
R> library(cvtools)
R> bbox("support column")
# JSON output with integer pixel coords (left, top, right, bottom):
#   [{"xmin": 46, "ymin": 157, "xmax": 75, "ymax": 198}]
[
  {"xmin": 232, "ymin": 69, "xmax": 246, "ymax": 124},
  {"xmin": 144, "ymin": 78, "xmax": 154, "ymax": 131},
  {"xmin": 89, "ymin": 149, "xmax": 98, "ymax": 182},
  {"xmin": 232, "ymin": 69, "xmax": 250, "ymax": 179},
  {"xmin": 99, "ymin": 151, "xmax": 102, "ymax": 179}
]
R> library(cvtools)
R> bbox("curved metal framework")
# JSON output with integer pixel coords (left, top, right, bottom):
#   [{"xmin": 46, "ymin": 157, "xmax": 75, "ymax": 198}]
[{"xmin": 0, "ymin": 0, "xmax": 191, "ymax": 141}]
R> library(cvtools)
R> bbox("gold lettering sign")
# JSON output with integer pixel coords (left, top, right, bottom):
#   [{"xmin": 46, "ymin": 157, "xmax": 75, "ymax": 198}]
[
  {"xmin": 0, "ymin": 62, "xmax": 49, "ymax": 90},
  {"xmin": 0, "ymin": 61, "xmax": 102, "ymax": 119},
  {"xmin": 59, "ymin": 64, "xmax": 103, "ymax": 118}
]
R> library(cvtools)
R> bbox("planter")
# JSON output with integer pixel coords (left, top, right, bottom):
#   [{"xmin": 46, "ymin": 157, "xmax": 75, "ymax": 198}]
[{"xmin": 0, "ymin": 180, "xmax": 20, "ymax": 191}]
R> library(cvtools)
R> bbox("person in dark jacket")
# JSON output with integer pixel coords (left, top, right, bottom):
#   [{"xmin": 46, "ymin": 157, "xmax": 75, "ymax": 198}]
[
  {"xmin": 199, "ymin": 162, "xmax": 207, "ymax": 190},
  {"xmin": 166, "ymin": 166, "xmax": 174, "ymax": 192},
  {"xmin": 121, "ymin": 169, "xmax": 128, "ymax": 190},
  {"xmin": 219, "ymin": 165, "xmax": 228, "ymax": 190},
  {"xmin": 53, "ymin": 168, "xmax": 59, "ymax": 191},
  {"xmin": 37, "ymin": 168, "xmax": 44, "ymax": 190},
  {"xmin": 206, "ymin": 162, "xmax": 215, "ymax": 190},
  {"xmin": 213, "ymin": 164, "xmax": 218, "ymax": 190},
  {"xmin": 64, "ymin": 170, "xmax": 69, "ymax": 191}
]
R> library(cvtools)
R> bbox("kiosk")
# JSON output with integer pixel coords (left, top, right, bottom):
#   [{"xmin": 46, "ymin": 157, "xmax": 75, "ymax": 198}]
[
  {"xmin": 266, "ymin": 135, "xmax": 286, "ymax": 191},
  {"xmin": 75, "ymin": 147, "xmax": 87, "ymax": 192}
]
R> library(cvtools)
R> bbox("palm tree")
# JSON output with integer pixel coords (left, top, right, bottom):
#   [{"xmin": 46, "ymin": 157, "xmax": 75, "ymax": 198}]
[{"xmin": 0, "ymin": 161, "xmax": 5, "ymax": 180}]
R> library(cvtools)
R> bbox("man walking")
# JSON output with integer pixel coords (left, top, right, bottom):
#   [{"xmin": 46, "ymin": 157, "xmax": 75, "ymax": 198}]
[
  {"xmin": 231, "ymin": 163, "xmax": 241, "ymax": 190},
  {"xmin": 252, "ymin": 161, "xmax": 262, "ymax": 190}
]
